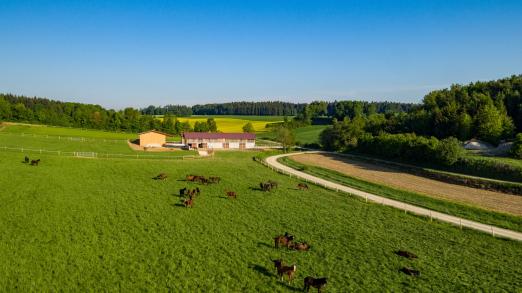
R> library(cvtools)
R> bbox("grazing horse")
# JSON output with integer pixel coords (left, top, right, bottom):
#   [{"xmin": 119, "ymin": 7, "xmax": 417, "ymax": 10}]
[
  {"xmin": 30, "ymin": 159, "xmax": 40, "ymax": 166},
  {"xmin": 24, "ymin": 156, "xmax": 29, "ymax": 163},
  {"xmin": 400, "ymin": 267, "xmax": 420, "ymax": 276},
  {"xmin": 304, "ymin": 277, "xmax": 328, "ymax": 292},
  {"xmin": 274, "ymin": 232, "xmax": 294, "ymax": 248},
  {"xmin": 183, "ymin": 198, "xmax": 194, "ymax": 208},
  {"xmin": 186, "ymin": 175, "xmax": 199, "ymax": 182},
  {"xmin": 226, "ymin": 191, "xmax": 237, "ymax": 199},
  {"xmin": 260, "ymin": 182, "xmax": 272, "ymax": 192},
  {"xmin": 396, "ymin": 250, "xmax": 418, "ymax": 259},
  {"xmin": 153, "ymin": 173, "xmax": 168, "ymax": 180},
  {"xmin": 297, "ymin": 183, "xmax": 309, "ymax": 190},
  {"xmin": 272, "ymin": 259, "xmax": 296, "ymax": 282},
  {"xmin": 291, "ymin": 242, "xmax": 310, "ymax": 251},
  {"xmin": 268, "ymin": 180, "xmax": 278, "ymax": 189}
]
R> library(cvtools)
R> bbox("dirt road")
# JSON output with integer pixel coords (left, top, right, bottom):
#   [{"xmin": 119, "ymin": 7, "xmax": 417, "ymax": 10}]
[{"xmin": 264, "ymin": 152, "xmax": 522, "ymax": 242}]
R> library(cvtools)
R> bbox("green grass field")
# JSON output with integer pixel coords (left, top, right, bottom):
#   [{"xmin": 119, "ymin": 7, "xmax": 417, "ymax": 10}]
[
  {"xmin": 0, "ymin": 126, "xmax": 521, "ymax": 291},
  {"xmin": 465, "ymin": 152, "xmax": 522, "ymax": 168},
  {"xmin": 280, "ymin": 156, "xmax": 522, "ymax": 232},
  {"xmin": 0, "ymin": 124, "xmax": 191, "ymax": 157},
  {"xmin": 1, "ymin": 123, "xmax": 137, "ymax": 140},
  {"xmin": 259, "ymin": 125, "xmax": 328, "ymax": 145}
]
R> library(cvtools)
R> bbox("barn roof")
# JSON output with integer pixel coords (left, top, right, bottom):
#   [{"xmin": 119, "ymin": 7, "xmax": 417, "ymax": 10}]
[
  {"xmin": 182, "ymin": 132, "xmax": 256, "ymax": 140},
  {"xmin": 138, "ymin": 130, "xmax": 171, "ymax": 136}
]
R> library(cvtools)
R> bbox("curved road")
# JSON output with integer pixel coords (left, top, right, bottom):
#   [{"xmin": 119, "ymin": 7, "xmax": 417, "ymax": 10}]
[{"xmin": 265, "ymin": 151, "xmax": 522, "ymax": 242}]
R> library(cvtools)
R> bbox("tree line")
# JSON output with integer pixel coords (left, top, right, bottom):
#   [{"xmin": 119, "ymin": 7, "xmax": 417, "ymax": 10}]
[{"xmin": 316, "ymin": 75, "xmax": 522, "ymax": 176}]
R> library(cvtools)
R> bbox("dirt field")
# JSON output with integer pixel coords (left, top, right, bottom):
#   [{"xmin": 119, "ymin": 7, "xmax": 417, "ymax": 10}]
[{"xmin": 292, "ymin": 153, "xmax": 522, "ymax": 216}]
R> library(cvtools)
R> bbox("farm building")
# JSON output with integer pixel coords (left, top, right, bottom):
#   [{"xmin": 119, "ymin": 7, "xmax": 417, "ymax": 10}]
[
  {"xmin": 182, "ymin": 132, "xmax": 256, "ymax": 149},
  {"xmin": 463, "ymin": 138, "xmax": 493, "ymax": 151},
  {"xmin": 138, "ymin": 130, "xmax": 169, "ymax": 148}
]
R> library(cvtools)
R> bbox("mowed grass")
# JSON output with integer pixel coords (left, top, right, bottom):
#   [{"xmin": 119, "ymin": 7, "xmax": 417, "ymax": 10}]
[
  {"xmin": 1, "ymin": 123, "xmax": 136, "ymax": 140},
  {"xmin": 260, "ymin": 125, "xmax": 328, "ymax": 145},
  {"xmin": 0, "ymin": 150, "xmax": 521, "ymax": 291},
  {"xmin": 0, "ymin": 124, "xmax": 191, "ymax": 156},
  {"xmin": 280, "ymin": 156, "xmax": 522, "ymax": 232}
]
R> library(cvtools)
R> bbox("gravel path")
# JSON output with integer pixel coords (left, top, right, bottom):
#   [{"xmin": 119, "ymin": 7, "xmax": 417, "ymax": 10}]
[{"xmin": 265, "ymin": 151, "xmax": 522, "ymax": 242}]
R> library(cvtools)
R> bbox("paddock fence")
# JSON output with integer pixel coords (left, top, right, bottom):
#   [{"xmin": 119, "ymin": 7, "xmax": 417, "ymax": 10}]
[
  {"xmin": 0, "ymin": 145, "xmax": 203, "ymax": 161},
  {"xmin": 254, "ymin": 153, "xmax": 522, "ymax": 242}
]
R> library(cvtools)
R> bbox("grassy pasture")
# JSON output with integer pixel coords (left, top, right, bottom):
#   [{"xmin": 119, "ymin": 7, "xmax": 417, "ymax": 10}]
[
  {"xmin": 1, "ymin": 123, "xmax": 136, "ymax": 140},
  {"xmin": 259, "ymin": 125, "xmax": 328, "ymax": 145},
  {"xmin": 0, "ymin": 140, "xmax": 521, "ymax": 291},
  {"xmin": 0, "ymin": 124, "xmax": 191, "ymax": 156},
  {"xmin": 281, "ymin": 156, "xmax": 522, "ymax": 232}
]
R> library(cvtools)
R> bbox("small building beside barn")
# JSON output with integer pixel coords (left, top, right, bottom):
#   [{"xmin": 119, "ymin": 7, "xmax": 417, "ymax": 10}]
[
  {"xmin": 182, "ymin": 132, "xmax": 256, "ymax": 150},
  {"xmin": 138, "ymin": 130, "xmax": 169, "ymax": 148}
]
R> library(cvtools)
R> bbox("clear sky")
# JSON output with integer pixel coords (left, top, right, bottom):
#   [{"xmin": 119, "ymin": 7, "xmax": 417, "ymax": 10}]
[{"xmin": 1, "ymin": 0, "xmax": 521, "ymax": 109}]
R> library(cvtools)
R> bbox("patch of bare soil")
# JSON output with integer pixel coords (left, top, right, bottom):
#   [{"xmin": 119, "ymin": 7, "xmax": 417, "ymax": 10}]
[{"xmin": 292, "ymin": 153, "xmax": 522, "ymax": 216}]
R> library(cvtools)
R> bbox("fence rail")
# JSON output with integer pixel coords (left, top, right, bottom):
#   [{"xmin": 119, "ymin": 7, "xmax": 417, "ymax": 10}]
[
  {"xmin": 255, "ymin": 153, "xmax": 522, "ymax": 242},
  {"xmin": 0, "ymin": 145, "xmax": 202, "ymax": 160}
]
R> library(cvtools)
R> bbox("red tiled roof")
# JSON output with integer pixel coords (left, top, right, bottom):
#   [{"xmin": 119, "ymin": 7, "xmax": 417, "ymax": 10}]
[{"xmin": 182, "ymin": 132, "xmax": 256, "ymax": 140}]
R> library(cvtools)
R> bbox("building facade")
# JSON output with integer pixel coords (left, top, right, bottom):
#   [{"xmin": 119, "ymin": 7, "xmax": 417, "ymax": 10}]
[
  {"xmin": 138, "ymin": 130, "xmax": 168, "ymax": 147},
  {"xmin": 182, "ymin": 132, "xmax": 256, "ymax": 149}
]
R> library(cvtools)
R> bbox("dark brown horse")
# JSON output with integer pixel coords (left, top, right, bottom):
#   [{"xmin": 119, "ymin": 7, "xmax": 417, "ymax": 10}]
[
  {"xmin": 226, "ymin": 191, "xmax": 237, "ymax": 199},
  {"xmin": 24, "ymin": 156, "xmax": 29, "ymax": 163},
  {"xmin": 153, "ymin": 173, "xmax": 168, "ymax": 180},
  {"xmin": 291, "ymin": 242, "xmax": 310, "ymax": 251},
  {"xmin": 400, "ymin": 267, "xmax": 420, "ymax": 276},
  {"xmin": 304, "ymin": 277, "xmax": 328, "ymax": 292},
  {"xmin": 274, "ymin": 232, "xmax": 294, "ymax": 248},
  {"xmin": 260, "ymin": 182, "xmax": 272, "ymax": 192},
  {"xmin": 273, "ymin": 259, "xmax": 296, "ymax": 282},
  {"xmin": 297, "ymin": 183, "xmax": 309, "ymax": 190},
  {"xmin": 30, "ymin": 159, "xmax": 40, "ymax": 166},
  {"xmin": 183, "ymin": 198, "xmax": 194, "ymax": 208},
  {"xmin": 396, "ymin": 250, "xmax": 418, "ymax": 259}
]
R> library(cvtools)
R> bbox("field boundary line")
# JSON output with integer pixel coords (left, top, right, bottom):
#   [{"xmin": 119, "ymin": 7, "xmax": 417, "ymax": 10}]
[
  {"xmin": 262, "ymin": 151, "xmax": 522, "ymax": 242},
  {"xmin": 0, "ymin": 131, "xmax": 128, "ymax": 143},
  {"xmin": 0, "ymin": 145, "xmax": 203, "ymax": 161}
]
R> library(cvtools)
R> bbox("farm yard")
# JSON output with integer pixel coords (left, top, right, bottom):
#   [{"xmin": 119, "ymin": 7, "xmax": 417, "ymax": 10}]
[{"xmin": 0, "ymin": 127, "xmax": 521, "ymax": 291}]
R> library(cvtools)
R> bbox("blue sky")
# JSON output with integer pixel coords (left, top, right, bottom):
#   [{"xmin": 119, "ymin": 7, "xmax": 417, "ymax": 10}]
[{"xmin": 1, "ymin": 0, "xmax": 521, "ymax": 109}]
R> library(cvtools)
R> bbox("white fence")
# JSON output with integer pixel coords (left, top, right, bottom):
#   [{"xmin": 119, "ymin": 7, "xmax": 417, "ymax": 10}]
[
  {"xmin": 255, "ymin": 154, "xmax": 522, "ymax": 241},
  {"xmin": 0, "ymin": 145, "xmax": 202, "ymax": 160}
]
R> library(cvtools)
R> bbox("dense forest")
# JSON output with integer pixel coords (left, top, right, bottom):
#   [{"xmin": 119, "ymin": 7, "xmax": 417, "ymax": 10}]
[
  {"xmin": 191, "ymin": 101, "xmax": 306, "ymax": 116},
  {"xmin": 317, "ymin": 75, "xmax": 522, "ymax": 166}
]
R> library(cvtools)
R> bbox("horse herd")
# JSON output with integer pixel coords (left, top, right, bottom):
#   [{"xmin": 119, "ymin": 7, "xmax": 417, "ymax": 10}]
[{"xmin": 272, "ymin": 232, "xmax": 327, "ymax": 292}]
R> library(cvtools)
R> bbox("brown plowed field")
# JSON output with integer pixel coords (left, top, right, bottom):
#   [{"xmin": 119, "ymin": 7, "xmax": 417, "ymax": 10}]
[{"xmin": 292, "ymin": 153, "xmax": 522, "ymax": 216}]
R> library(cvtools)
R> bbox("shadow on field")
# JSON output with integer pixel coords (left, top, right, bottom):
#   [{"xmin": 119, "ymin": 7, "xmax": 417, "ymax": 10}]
[
  {"xmin": 249, "ymin": 264, "xmax": 274, "ymax": 277},
  {"xmin": 172, "ymin": 203, "xmax": 185, "ymax": 208}
]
